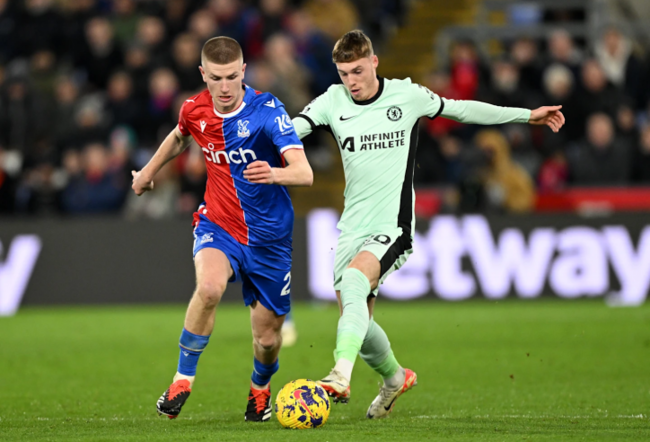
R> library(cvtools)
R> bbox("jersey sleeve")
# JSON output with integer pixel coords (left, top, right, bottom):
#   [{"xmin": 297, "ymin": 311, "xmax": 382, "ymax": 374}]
[
  {"xmin": 263, "ymin": 104, "xmax": 304, "ymax": 155},
  {"xmin": 440, "ymin": 99, "xmax": 531, "ymax": 124},
  {"xmin": 293, "ymin": 90, "xmax": 332, "ymax": 139},
  {"xmin": 177, "ymin": 100, "xmax": 192, "ymax": 136},
  {"xmin": 410, "ymin": 83, "xmax": 445, "ymax": 119}
]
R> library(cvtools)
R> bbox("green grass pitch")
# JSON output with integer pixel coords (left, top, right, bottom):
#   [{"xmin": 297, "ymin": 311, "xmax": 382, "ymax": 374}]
[{"xmin": 0, "ymin": 300, "xmax": 648, "ymax": 441}]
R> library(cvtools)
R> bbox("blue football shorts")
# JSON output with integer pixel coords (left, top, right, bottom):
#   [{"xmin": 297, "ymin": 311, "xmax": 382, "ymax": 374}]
[{"xmin": 192, "ymin": 214, "xmax": 292, "ymax": 315}]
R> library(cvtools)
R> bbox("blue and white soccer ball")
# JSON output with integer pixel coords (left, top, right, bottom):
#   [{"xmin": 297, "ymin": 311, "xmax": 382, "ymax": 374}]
[{"xmin": 275, "ymin": 379, "xmax": 330, "ymax": 429}]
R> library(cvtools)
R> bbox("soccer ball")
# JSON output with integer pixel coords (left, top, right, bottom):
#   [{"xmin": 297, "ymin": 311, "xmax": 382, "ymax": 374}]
[{"xmin": 275, "ymin": 379, "xmax": 330, "ymax": 429}]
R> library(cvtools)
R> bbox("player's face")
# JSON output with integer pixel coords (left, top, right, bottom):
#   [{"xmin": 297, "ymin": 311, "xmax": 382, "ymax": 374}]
[
  {"xmin": 336, "ymin": 55, "xmax": 379, "ymax": 101},
  {"xmin": 200, "ymin": 59, "xmax": 246, "ymax": 113}
]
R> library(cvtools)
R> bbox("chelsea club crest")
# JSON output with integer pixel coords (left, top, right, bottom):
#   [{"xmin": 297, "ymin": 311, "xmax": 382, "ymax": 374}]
[{"xmin": 237, "ymin": 120, "xmax": 250, "ymax": 138}]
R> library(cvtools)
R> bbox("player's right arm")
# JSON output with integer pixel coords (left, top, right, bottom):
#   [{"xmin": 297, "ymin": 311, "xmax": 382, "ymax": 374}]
[
  {"xmin": 131, "ymin": 126, "xmax": 193, "ymax": 196},
  {"xmin": 292, "ymin": 90, "xmax": 332, "ymax": 139}
]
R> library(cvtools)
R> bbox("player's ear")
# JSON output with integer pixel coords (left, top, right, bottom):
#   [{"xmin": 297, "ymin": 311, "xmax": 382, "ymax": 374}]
[
  {"xmin": 199, "ymin": 65, "xmax": 207, "ymax": 82},
  {"xmin": 241, "ymin": 62, "xmax": 247, "ymax": 79},
  {"xmin": 371, "ymin": 55, "xmax": 378, "ymax": 69}
]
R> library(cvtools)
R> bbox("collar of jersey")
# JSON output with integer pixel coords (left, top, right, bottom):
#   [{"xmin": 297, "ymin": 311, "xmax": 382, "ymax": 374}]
[
  {"xmin": 213, "ymin": 88, "xmax": 249, "ymax": 118},
  {"xmin": 351, "ymin": 76, "xmax": 385, "ymax": 106}
]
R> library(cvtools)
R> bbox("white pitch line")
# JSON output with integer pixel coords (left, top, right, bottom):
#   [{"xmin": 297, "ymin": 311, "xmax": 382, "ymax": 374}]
[{"xmin": 412, "ymin": 414, "xmax": 648, "ymax": 419}]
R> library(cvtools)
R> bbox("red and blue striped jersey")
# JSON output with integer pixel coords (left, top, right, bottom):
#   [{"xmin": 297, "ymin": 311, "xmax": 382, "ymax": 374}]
[{"xmin": 179, "ymin": 86, "xmax": 303, "ymax": 246}]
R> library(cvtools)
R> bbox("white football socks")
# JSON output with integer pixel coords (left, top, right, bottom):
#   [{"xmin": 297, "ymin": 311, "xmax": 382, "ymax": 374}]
[
  {"xmin": 173, "ymin": 372, "xmax": 195, "ymax": 388},
  {"xmin": 251, "ymin": 381, "xmax": 270, "ymax": 390},
  {"xmin": 383, "ymin": 367, "xmax": 405, "ymax": 389},
  {"xmin": 333, "ymin": 357, "xmax": 354, "ymax": 382}
]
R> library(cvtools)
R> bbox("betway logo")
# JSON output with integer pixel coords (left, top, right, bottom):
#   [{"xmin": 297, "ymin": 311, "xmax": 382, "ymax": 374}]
[
  {"xmin": 0, "ymin": 235, "xmax": 42, "ymax": 316},
  {"xmin": 202, "ymin": 145, "xmax": 257, "ymax": 164},
  {"xmin": 307, "ymin": 210, "xmax": 650, "ymax": 306}
]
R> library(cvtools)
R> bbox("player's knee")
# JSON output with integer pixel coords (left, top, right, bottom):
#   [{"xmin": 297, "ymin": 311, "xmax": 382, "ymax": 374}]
[
  {"xmin": 254, "ymin": 331, "xmax": 280, "ymax": 351},
  {"xmin": 195, "ymin": 280, "xmax": 226, "ymax": 307}
]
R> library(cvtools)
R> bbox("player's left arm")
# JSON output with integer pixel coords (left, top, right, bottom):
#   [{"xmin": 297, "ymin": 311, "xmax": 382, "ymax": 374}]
[
  {"xmin": 246, "ymin": 101, "xmax": 313, "ymax": 186},
  {"xmin": 243, "ymin": 148, "xmax": 313, "ymax": 186},
  {"xmin": 411, "ymin": 83, "xmax": 565, "ymax": 133},
  {"xmin": 440, "ymin": 99, "xmax": 566, "ymax": 133}
]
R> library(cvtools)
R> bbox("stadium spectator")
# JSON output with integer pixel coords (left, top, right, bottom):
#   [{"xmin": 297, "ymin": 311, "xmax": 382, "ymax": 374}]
[
  {"xmin": 67, "ymin": 94, "xmax": 110, "ymax": 151},
  {"xmin": 136, "ymin": 16, "xmax": 169, "ymax": 67},
  {"xmin": 208, "ymin": 0, "xmax": 261, "ymax": 58},
  {"xmin": 547, "ymin": 29, "xmax": 583, "ymax": 81},
  {"xmin": 287, "ymin": 9, "xmax": 339, "ymax": 96},
  {"xmin": 164, "ymin": 0, "xmax": 193, "ymax": 40},
  {"xmin": 105, "ymin": 71, "xmax": 141, "ymax": 131},
  {"xmin": 52, "ymin": 76, "xmax": 81, "ymax": 151},
  {"xmin": 140, "ymin": 68, "xmax": 179, "ymax": 147},
  {"xmin": 449, "ymin": 41, "xmax": 481, "ymax": 101},
  {"xmin": 510, "ymin": 37, "xmax": 543, "ymax": 92},
  {"xmin": 263, "ymin": 34, "xmax": 311, "ymax": 116},
  {"xmin": 59, "ymin": 0, "xmax": 98, "ymax": 65},
  {"xmin": 632, "ymin": 124, "xmax": 650, "ymax": 183},
  {"xmin": 14, "ymin": 160, "xmax": 65, "ymax": 214},
  {"xmin": 474, "ymin": 129, "xmax": 535, "ymax": 213},
  {"xmin": 187, "ymin": 8, "xmax": 219, "ymax": 46},
  {"xmin": 574, "ymin": 59, "xmax": 624, "ymax": 141},
  {"xmin": 304, "ymin": 0, "xmax": 359, "ymax": 42},
  {"xmin": 0, "ymin": 72, "xmax": 51, "ymax": 165},
  {"xmin": 615, "ymin": 102, "xmax": 639, "ymax": 150},
  {"xmin": 594, "ymin": 27, "xmax": 644, "ymax": 108},
  {"xmin": 170, "ymin": 33, "xmax": 204, "ymax": 93},
  {"xmin": 124, "ymin": 43, "xmax": 153, "ymax": 99},
  {"xmin": 569, "ymin": 113, "xmax": 631, "ymax": 185},
  {"xmin": 478, "ymin": 58, "xmax": 530, "ymax": 109},
  {"xmin": 257, "ymin": 0, "xmax": 290, "ymax": 44},
  {"xmin": 0, "ymin": 0, "xmax": 17, "ymax": 63},
  {"xmin": 77, "ymin": 17, "xmax": 124, "ymax": 90},
  {"xmin": 15, "ymin": 0, "xmax": 62, "ymax": 58},
  {"xmin": 538, "ymin": 150, "xmax": 569, "ymax": 192},
  {"xmin": 29, "ymin": 50, "xmax": 57, "ymax": 97},
  {"xmin": 111, "ymin": 0, "xmax": 141, "ymax": 46},
  {"xmin": 503, "ymin": 124, "xmax": 541, "ymax": 179},
  {"xmin": 61, "ymin": 143, "xmax": 128, "ymax": 214}
]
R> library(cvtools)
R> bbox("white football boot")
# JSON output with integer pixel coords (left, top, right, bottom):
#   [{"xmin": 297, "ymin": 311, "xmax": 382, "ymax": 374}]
[
  {"xmin": 366, "ymin": 368, "xmax": 417, "ymax": 419},
  {"xmin": 316, "ymin": 369, "xmax": 351, "ymax": 403}
]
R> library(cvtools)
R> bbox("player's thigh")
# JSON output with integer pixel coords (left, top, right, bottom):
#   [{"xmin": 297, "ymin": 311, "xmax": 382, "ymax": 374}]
[
  {"xmin": 192, "ymin": 215, "xmax": 241, "ymax": 298},
  {"xmin": 242, "ymin": 238, "xmax": 292, "ymax": 318},
  {"xmin": 359, "ymin": 229, "xmax": 412, "ymax": 296},
  {"xmin": 347, "ymin": 251, "xmax": 381, "ymax": 288},
  {"xmin": 194, "ymin": 248, "xmax": 234, "ymax": 297},
  {"xmin": 333, "ymin": 231, "xmax": 368, "ymax": 293}
]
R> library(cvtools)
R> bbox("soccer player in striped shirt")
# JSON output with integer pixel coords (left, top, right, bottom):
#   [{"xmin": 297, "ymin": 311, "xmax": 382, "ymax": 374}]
[{"xmin": 132, "ymin": 37, "xmax": 312, "ymax": 421}]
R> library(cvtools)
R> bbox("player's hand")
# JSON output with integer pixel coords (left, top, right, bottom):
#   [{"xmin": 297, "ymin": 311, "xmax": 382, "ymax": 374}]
[
  {"xmin": 529, "ymin": 105, "xmax": 565, "ymax": 133},
  {"xmin": 131, "ymin": 170, "xmax": 154, "ymax": 195},
  {"xmin": 244, "ymin": 161, "xmax": 276, "ymax": 184}
]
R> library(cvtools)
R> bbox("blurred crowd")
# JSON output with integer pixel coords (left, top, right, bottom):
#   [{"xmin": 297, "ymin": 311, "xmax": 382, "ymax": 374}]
[
  {"xmin": 416, "ymin": 28, "xmax": 650, "ymax": 213},
  {"xmin": 0, "ymin": 0, "xmax": 405, "ymax": 216},
  {"xmin": 3, "ymin": 1, "xmax": 650, "ymax": 218}
]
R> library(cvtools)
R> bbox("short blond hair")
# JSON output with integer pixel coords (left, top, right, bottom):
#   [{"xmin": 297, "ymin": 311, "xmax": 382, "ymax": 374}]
[{"xmin": 332, "ymin": 30, "xmax": 374, "ymax": 63}]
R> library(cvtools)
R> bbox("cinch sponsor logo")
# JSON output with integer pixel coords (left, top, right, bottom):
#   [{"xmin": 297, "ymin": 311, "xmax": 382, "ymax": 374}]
[
  {"xmin": 307, "ymin": 210, "xmax": 650, "ymax": 306},
  {"xmin": 201, "ymin": 145, "xmax": 258, "ymax": 164}
]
